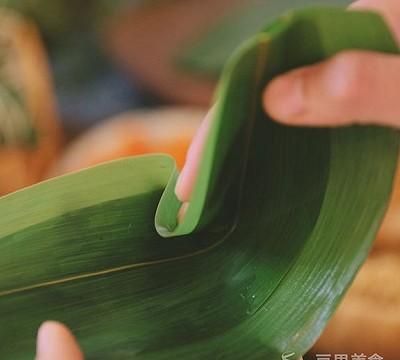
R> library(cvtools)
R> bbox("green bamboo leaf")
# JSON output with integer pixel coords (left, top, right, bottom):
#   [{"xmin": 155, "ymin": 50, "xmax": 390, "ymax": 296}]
[{"xmin": 0, "ymin": 7, "xmax": 399, "ymax": 359}]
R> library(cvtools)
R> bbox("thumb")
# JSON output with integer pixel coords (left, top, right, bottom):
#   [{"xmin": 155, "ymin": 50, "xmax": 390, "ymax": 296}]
[
  {"xmin": 36, "ymin": 321, "xmax": 84, "ymax": 360},
  {"xmin": 263, "ymin": 51, "xmax": 400, "ymax": 128}
]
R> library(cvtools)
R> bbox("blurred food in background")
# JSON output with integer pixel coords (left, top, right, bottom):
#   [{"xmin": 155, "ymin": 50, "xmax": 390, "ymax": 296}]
[
  {"xmin": 103, "ymin": 0, "xmax": 241, "ymax": 106},
  {"xmin": 376, "ymin": 165, "xmax": 400, "ymax": 250},
  {"xmin": 2, "ymin": 0, "xmax": 126, "ymax": 45},
  {"xmin": 4, "ymin": 0, "xmax": 142, "ymax": 133},
  {"xmin": 103, "ymin": 0, "xmax": 351, "ymax": 106},
  {"xmin": 0, "ymin": 8, "xmax": 60, "ymax": 195},
  {"xmin": 314, "ymin": 162, "xmax": 400, "ymax": 360},
  {"xmin": 48, "ymin": 107, "xmax": 204, "ymax": 176},
  {"xmin": 314, "ymin": 252, "xmax": 400, "ymax": 360}
]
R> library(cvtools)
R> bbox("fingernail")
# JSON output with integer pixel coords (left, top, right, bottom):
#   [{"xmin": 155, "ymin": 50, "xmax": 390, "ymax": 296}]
[
  {"xmin": 175, "ymin": 108, "xmax": 213, "ymax": 202},
  {"xmin": 36, "ymin": 321, "xmax": 84, "ymax": 360},
  {"xmin": 36, "ymin": 321, "xmax": 52, "ymax": 358},
  {"xmin": 264, "ymin": 75, "xmax": 305, "ymax": 121},
  {"xmin": 175, "ymin": 165, "xmax": 188, "ymax": 201},
  {"xmin": 177, "ymin": 202, "xmax": 189, "ymax": 223}
]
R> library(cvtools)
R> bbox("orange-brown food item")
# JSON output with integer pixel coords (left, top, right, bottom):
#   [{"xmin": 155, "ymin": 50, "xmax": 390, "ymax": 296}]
[
  {"xmin": 315, "ymin": 161, "xmax": 400, "ymax": 359},
  {"xmin": 103, "ymin": 0, "xmax": 242, "ymax": 106},
  {"xmin": 375, "ymin": 162, "xmax": 400, "ymax": 250},
  {"xmin": 48, "ymin": 107, "xmax": 205, "ymax": 177},
  {"xmin": 0, "ymin": 9, "xmax": 61, "ymax": 195},
  {"xmin": 314, "ymin": 252, "xmax": 400, "ymax": 360}
]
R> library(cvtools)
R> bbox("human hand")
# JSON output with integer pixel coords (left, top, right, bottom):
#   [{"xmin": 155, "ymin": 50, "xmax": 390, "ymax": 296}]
[
  {"xmin": 176, "ymin": 0, "xmax": 400, "ymax": 206},
  {"xmin": 263, "ymin": 0, "xmax": 400, "ymax": 127},
  {"xmin": 35, "ymin": 322, "xmax": 83, "ymax": 360},
  {"xmin": 34, "ymin": 2, "xmax": 393, "ymax": 359}
]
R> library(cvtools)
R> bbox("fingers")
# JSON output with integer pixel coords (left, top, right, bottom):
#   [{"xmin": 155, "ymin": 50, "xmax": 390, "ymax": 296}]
[
  {"xmin": 176, "ymin": 2, "xmax": 400, "ymax": 216},
  {"xmin": 263, "ymin": 51, "xmax": 400, "ymax": 128},
  {"xmin": 36, "ymin": 321, "xmax": 84, "ymax": 360},
  {"xmin": 175, "ymin": 109, "xmax": 213, "ymax": 218}
]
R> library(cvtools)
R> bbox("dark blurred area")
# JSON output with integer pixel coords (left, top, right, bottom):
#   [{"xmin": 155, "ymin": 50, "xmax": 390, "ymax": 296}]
[{"xmin": 5, "ymin": 0, "xmax": 147, "ymax": 131}]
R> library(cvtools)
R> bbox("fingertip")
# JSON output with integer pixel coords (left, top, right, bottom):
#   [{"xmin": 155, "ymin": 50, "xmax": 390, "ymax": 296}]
[
  {"xmin": 175, "ymin": 167, "xmax": 190, "ymax": 202},
  {"xmin": 37, "ymin": 321, "xmax": 66, "ymax": 351},
  {"xmin": 264, "ymin": 53, "xmax": 375, "ymax": 127},
  {"xmin": 177, "ymin": 202, "xmax": 190, "ymax": 223},
  {"xmin": 36, "ymin": 321, "xmax": 83, "ymax": 360},
  {"xmin": 175, "ymin": 108, "xmax": 213, "ymax": 202},
  {"xmin": 175, "ymin": 159, "xmax": 199, "ymax": 203},
  {"xmin": 263, "ymin": 72, "xmax": 306, "ymax": 124}
]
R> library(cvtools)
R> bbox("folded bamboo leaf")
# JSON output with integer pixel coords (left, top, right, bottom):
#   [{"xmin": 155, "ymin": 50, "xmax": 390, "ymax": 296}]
[{"xmin": 0, "ymin": 7, "xmax": 399, "ymax": 360}]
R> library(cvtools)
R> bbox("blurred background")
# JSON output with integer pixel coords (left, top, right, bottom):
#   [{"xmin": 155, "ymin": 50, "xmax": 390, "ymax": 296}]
[{"xmin": 0, "ymin": 0, "xmax": 398, "ymax": 359}]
